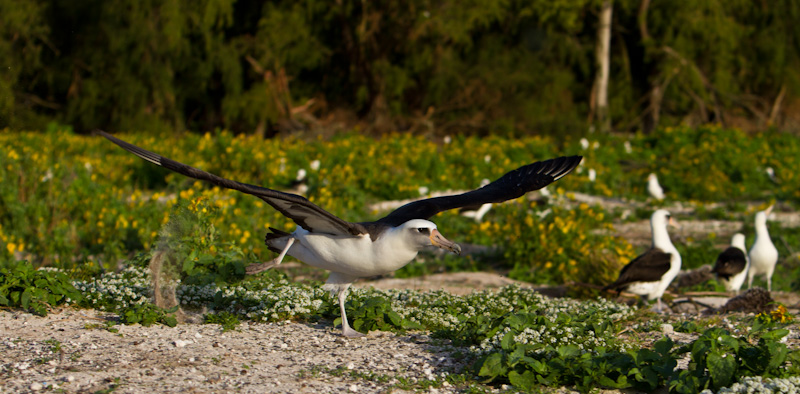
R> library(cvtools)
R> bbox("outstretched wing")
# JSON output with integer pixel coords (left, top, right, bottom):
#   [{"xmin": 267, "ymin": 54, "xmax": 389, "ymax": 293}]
[
  {"xmin": 377, "ymin": 155, "xmax": 582, "ymax": 226},
  {"xmin": 603, "ymin": 248, "xmax": 673, "ymax": 291},
  {"xmin": 97, "ymin": 131, "xmax": 366, "ymax": 237}
]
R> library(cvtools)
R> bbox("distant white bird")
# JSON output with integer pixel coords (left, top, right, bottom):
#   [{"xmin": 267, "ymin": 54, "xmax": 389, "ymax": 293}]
[
  {"xmin": 580, "ymin": 138, "xmax": 590, "ymax": 150},
  {"xmin": 588, "ymin": 168, "xmax": 596, "ymax": 182},
  {"xmin": 604, "ymin": 210, "xmax": 681, "ymax": 312},
  {"xmin": 647, "ymin": 173, "xmax": 665, "ymax": 200},
  {"xmin": 748, "ymin": 206, "xmax": 779, "ymax": 291},
  {"xmin": 309, "ymin": 160, "xmax": 321, "ymax": 171},
  {"xmin": 539, "ymin": 186, "xmax": 551, "ymax": 198},
  {"xmin": 290, "ymin": 168, "xmax": 309, "ymax": 195},
  {"xmin": 765, "ymin": 167, "xmax": 779, "ymax": 184},
  {"xmin": 711, "ymin": 233, "xmax": 749, "ymax": 293}
]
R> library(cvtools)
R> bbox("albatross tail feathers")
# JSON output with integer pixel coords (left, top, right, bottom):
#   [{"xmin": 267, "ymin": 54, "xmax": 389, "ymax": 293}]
[{"xmin": 265, "ymin": 227, "xmax": 291, "ymax": 253}]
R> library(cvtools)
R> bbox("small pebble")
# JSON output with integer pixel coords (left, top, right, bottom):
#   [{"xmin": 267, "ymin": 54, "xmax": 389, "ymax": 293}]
[
  {"xmin": 174, "ymin": 340, "xmax": 190, "ymax": 348},
  {"xmin": 30, "ymin": 382, "xmax": 43, "ymax": 391},
  {"xmin": 661, "ymin": 323, "xmax": 674, "ymax": 335}
]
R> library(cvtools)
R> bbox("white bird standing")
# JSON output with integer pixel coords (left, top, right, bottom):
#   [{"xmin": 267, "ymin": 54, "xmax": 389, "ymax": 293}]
[
  {"xmin": 603, "ymin": 210, "xmax": 681, "ymax": 312},
  {"xmin": 748, "ymin": 205, "xmax": 779, "ymax": 291},
  {"xmin": 647, "ymin": 173, "xmax": 665, "ymax": 201},
  {"xmin": 710, "ymin": 233, "xmax": 749, "ymax": 293},
  {"xmin": 289, "ymin": 168, "xmax": 309, "ymax": 195},
  {"xmin": 98, "ymin": 131, "xmax": 582, "ymax": 337}
]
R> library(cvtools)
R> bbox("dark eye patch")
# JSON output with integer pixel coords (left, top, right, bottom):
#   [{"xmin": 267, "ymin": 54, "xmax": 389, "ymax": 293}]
[{"xmin": 417, "ymin": 228, "xmax": 430, "ymax": 235}]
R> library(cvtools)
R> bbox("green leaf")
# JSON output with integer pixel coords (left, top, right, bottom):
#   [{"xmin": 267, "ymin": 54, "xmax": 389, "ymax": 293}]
[
  {"xmin": 163, "ymin": 316, "xmax": 178, "ymax": 327},
  {"xmin": 500, "ymin": 331, "xmax": 516, "ymax": 350},
  {"xmin": 557, "ymin": 345, "xmax": 580, "ymax": 358},
  {"xmin": 718, "ymin": 335, "xmax": 740, "ymax": 352},
  {"xmin": 761, "ymin": 328, "xmax": 789, "ymax": 341},
  {"xmin": 654, "ymin": 336, "xmax": 674, "ymax": 356},
  {"xmin": 508, "ymin": 370, "xmax": 537, "ymax": 390},
  {"xmin": 477, "ymin": 353, "xmax": 507, "ymax": 380},
  {"xmin": 765, "ymin": 342, "xmax": 789, "ymax": 371},
  {"xmin": 387, "ymin": 311, "xmax": 402, "ymax": 327},
  {"xmin": 707, "ymin": 351, "xmax": 736, "ymax": 389},
  {"xmin": 20, "ymin": 288, "xmax": 31, "ymax": 309}
]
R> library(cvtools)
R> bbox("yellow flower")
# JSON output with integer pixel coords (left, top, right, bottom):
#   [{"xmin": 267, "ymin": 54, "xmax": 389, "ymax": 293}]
[{"xmin": 6, "ymin": 243, "xmax": 16, "ymax": 254}]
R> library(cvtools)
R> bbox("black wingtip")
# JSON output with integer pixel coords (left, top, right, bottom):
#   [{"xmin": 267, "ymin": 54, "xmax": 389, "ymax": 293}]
[
  {"xmin": 535, "ymin": 155, "xmax": 582, "ymax": 182},
  {"xmin": 97, "ymin": 130, "xmax": 164, "ymax": 166}
]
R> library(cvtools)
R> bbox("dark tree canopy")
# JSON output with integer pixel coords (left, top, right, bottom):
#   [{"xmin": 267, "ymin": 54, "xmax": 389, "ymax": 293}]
[{"xmin": 2, "ymin": 0, "xmax": 800, "ymax": 135}]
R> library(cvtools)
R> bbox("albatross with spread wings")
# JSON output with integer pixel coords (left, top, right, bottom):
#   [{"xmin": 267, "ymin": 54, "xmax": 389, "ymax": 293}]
[{"xmin": 98, "ymin": 131, "xmax": 582, "ymax": 337}]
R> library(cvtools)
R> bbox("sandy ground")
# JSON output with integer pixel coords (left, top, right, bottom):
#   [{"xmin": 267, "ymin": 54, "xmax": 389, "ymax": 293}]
[{"xmin": 0, "ymin": 308, "xmax": 471, "ymax": 394}]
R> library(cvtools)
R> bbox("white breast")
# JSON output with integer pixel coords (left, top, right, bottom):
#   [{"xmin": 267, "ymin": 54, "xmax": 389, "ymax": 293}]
[{"xmin": 285, "ymin": 227, "xmax": 420, "ymax": 277}]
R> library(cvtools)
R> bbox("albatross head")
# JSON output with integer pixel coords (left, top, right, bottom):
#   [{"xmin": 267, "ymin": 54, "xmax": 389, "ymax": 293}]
[
  {"xmin": 400, "ymin": 219, "xmax": 461, "ymax": 255},
  {"xmin": 651, "ymin": 209, "xmax": 677, "ymax": 228},
  {"xmin": 650, "ymin": 209, "xmax": 678, "ymax": 250},
  {"xmin": 754, "ymin": 205, "xmax": 773, "ymax": 229}
]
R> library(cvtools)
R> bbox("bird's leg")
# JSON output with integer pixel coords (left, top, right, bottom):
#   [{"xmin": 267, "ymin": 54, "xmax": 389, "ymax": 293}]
[
  {"xmin": 245, "ymin": 237, "xmax": 295, "ymax": 275},
  {"xmin": 338, "ymin": 286, "xmax": 365, "ymax": 338}
]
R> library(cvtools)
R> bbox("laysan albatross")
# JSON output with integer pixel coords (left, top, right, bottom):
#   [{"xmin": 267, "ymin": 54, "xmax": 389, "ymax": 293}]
[
  {"xmin": 98, "ymin": 131, "xmax": 582, "ymax": 337},
  {"xmin": 747, "ymin": 205, "xmax": 779, "ymax": 291},
  {"xmin": 603, "ymin": 209, "xmax": 681, "ymax": 312},
  {"xmin": 710, "ymin": 233, "xmax": 749, "ymax": 293}
]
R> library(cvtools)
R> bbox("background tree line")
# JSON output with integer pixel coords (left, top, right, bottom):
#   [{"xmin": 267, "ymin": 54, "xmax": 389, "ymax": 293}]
[{"xmin": 2, "ymin": 0, "xmax": 800, "ymax": 136}]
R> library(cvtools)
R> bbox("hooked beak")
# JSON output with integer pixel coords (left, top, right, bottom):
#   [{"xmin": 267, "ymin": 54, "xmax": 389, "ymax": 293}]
[
  {"xmin": 430, "ymin": 229, "xmax": 461, "ymax": 255},
  {"xmin": 765, "ymin": 204, "xmax": 774, "ymax": 217},
  {"xmin": 668, "ymin": 216, "xmax": 680, "ymax": 229}
]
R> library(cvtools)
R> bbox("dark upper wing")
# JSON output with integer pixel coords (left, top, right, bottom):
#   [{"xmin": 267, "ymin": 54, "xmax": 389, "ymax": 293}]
[
  {"xmin": 97, "ymin": 131, "xmax": 366, "ymax": 237},
  {"xmin": 376, "ymin": 155, "xmax": 582, "ymax": 226},
  {"xmin": 711, "ymin": 247, "xmax": 747, "ymax": 278},
  {"xmin": 603, "ymin": 247, "xmax": 673, "ymax": 291}
]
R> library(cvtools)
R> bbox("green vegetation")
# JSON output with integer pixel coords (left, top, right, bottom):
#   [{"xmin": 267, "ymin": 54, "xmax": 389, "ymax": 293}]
[
  {"xmin": 204, "ymin": 310, "xmax": 241, "ymax": 332},
  {"xmin": 2, "ymin": 1, "xmax": 800, "ymax": 134},
  {"xmin": 0, "ymin": 261, "xmax": 82, "ymax": 315},
  {"xmin": 3, "ymin": 126, "xmax": 799, "ymax": 290}
]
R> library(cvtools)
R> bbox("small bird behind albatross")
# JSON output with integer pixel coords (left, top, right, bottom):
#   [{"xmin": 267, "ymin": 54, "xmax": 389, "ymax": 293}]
[
  {"xmin": 98, "ymin": 131, "xmax": 582, "ymax": 337},
  {"xmin": 710, "ymin": 233, "xmax": 749, "ymax": 293}
]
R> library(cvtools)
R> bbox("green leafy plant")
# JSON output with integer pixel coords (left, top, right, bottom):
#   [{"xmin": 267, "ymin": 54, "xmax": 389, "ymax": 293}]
[
  {"xmin": 204, "ymin": 311, "xmax": 241, "ymax": 332},
  {"xmin": 0, "ymin": 261, "xmax": 83, "ymax": 316},
  {"xmin": 119, "ymin": 303, "xmax": 178, "ymax": 327},
  {"xmin": 338, "ymin": 296, "xmax": 423, "ymax": 333},
  {"xmin": 670, "ymin": 328, "xmax": 797, "ymax": 393}
]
